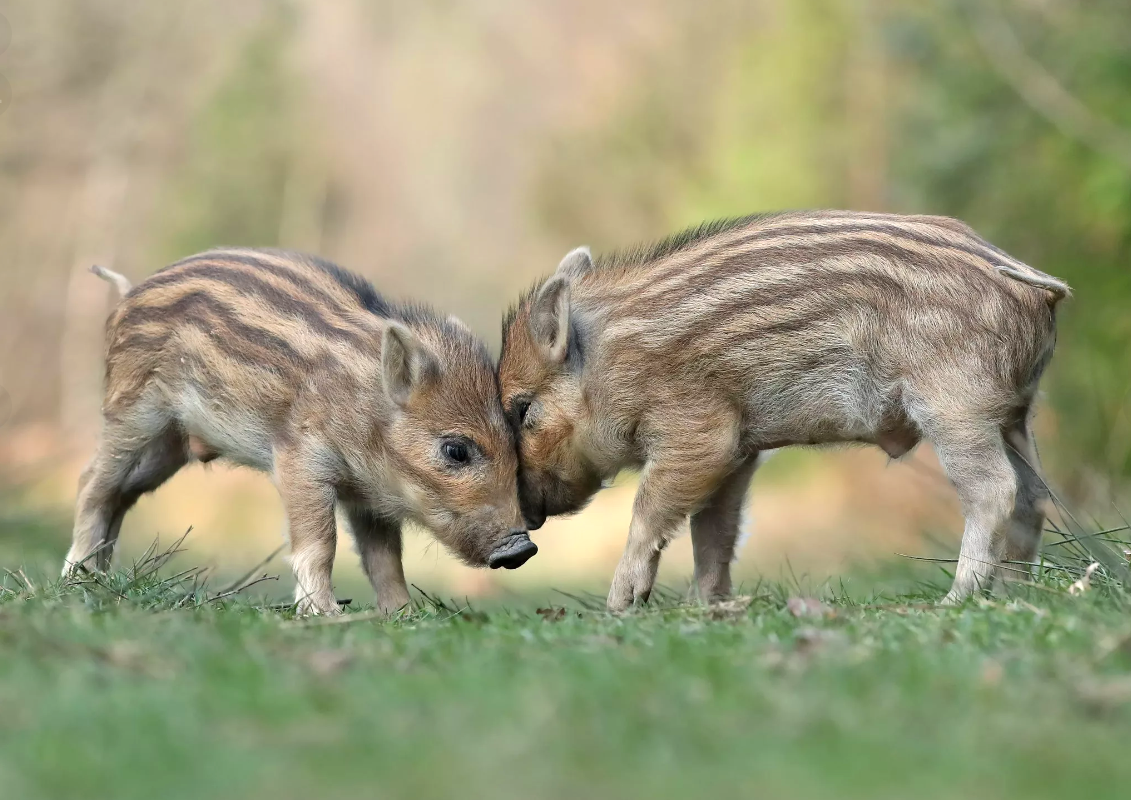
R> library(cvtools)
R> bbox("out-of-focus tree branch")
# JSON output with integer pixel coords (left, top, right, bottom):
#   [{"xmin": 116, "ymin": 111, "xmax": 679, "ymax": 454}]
[{"xmin": 968, "ymin": 1, "xmax": 1131, "ymax": 173}]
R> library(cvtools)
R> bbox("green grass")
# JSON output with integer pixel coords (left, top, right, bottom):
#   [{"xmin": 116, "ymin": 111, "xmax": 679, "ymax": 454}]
[{"xmin": 1, "ymin": 538, "xmax": 1129, "ymax": 800}]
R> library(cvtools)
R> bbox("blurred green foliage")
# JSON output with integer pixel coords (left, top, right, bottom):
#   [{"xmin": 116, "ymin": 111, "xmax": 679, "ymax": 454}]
[{"xmin": 159, "ymin": 8, "xmax": 297, "ymax": 260}]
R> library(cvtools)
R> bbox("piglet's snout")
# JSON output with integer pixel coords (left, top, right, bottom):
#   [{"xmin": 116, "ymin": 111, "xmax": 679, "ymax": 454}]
[{"xmin": 487, "ymin": 530, "xmax": 538, "ymax": 569}]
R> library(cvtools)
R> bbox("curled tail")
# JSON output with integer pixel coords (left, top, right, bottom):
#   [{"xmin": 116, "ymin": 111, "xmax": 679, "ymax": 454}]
[
  {"xmin": 996, "ymin": 265, "xmax": 1071, "ymax": 302},
  {"xmin": 90, "ymin": 264, "xmax": 132, "ymax": 298}
]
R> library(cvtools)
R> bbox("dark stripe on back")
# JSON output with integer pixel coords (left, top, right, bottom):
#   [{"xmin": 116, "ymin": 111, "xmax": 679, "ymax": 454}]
[
  {"xmin": 116, "ymin": 290, "xmax": 313, "ymax": 372},
  {"xmin": 503, "ymin": 217, "xmax": 1022, "ymax": 356},
  {"xmin": 108, "ymin": 328, "xmax": 294, "ymax": 380},
  {"xmin": 289, "ymin": 251, "xmax": 393, "ymax": 317},
  {"xmin": 724, "ymin": 221, "xmax": 1019, "ymax": 272},
  {"xmin": 587, "ymin": 215, "xmax": 1019, "ymax": 307},
  {"xmin": 161, "ymin": 252, "xmax": 360, "ymax": 314},
  {"xmin": 626, "ymin": 222, "xmax": 1012, "ymax": 297},
  {"xmin": 134, "ymin": 261, "xmax": 370, "ymax": 347},
  {"xmin": 604, "ymin": 227, "xmax": 1021, "ymax": 316},
  {"xmin": 636, "ymin": 260, "xmax": 1017, "ymax": 363},
  {"xmin": 653, "ymin": 269, "xmax": 920, "ymax": 355},
  {"xmin": 158, "ymin": 251, "xmax": 483, "ymax": 349},
  {"xmin": 589, "ymin": 211, "xmax": 1008, "ymax": 275}
]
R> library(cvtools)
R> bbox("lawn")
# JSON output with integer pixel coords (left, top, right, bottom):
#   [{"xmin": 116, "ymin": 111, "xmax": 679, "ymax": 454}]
[{"xmin": 0, "ymin": 539, "xmax": 1129, "ymax": 800}]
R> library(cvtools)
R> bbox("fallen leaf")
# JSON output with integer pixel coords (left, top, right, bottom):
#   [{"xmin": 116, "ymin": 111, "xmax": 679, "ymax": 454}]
[
  {"xmin": 787, "ymin": 596, "xmax": 832, "ymax": 618},
  {"xmin": 1069, "ymin": 562, "xmax": 1100, "ymax": 595},
  {"xmin": 708, "ymin": 595, "xmax": 754, "ymax": 620},
  {"xmin": 536, "ymin": 606, "xmax": 568, "ymax": 622}
]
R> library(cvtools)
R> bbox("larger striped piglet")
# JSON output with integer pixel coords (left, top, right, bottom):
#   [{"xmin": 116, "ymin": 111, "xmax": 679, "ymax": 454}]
[{"xmin": 497, "ymin": 211, "xmax": 1068, "ymax": 612}]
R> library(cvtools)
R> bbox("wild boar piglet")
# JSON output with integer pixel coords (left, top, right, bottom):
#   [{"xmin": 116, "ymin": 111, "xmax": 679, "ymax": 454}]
[
  {"xmin": 497, "ymin": 211, "xmax": 1069, "ymax": 612},
  {"xmin": 66, "ymin": 249, "xmax": 533, "ymax": 615}
]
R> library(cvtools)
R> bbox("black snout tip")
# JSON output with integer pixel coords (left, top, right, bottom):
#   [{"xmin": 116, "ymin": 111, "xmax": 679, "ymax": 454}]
[{"xmin": 488, "ymin": 531, "xmax": 538, "ymax": 570}]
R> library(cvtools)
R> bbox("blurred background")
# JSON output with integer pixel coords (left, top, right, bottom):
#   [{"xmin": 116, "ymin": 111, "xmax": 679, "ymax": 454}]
[{"xmin": 0, "ymin": 0, "xmax": 1128, "ymax": 600}]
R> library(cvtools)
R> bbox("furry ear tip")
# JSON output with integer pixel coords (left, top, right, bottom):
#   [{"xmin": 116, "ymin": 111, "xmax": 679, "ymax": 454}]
[
  {"xmin": 529, "ymin": 274, "xmax": 572, "ymax": 365},
  {"xmin": 445, "ymin": 314, "xmax": 471, "ymax": 332},
  {"xmin": 381, "ymin": 321, "xmax": 438, "ymax": 406},
  {"xmin": 557, "ymin": 246, "xmax": 593, "ymax": 276},
  {"xmin": 382, "ymin": 320, "xmax": 415, "ymax": 348}
]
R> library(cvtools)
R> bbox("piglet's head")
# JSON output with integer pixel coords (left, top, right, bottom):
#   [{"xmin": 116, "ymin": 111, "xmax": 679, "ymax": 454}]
[
  {"xmin": 379, "ymin": 318, "xmax": 535, "ymax": 570},
  {"xmin": 497, "ymin": 248, "xmax": 604, "ymax": 530}
]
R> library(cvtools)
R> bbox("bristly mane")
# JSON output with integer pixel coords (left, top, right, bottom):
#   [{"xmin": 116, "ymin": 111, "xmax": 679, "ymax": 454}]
[
  {"xmin": 500, "ymin": 214, "xmax": 780, "ymax": 354},
  {"xmin": 500, "ymin": 280, "xmax": 542, "ymax": 355},
  {"xmin": 592, "ymin": 212, "xmax": 780, "ymax": 272},
  {"xmin": 275, "ymin": 250, "xmax": 491, "ymax": 362},
  {"xmin": 284, "ymin": 252, "xmax": 448, "ymax": 329},
  {"xmin": 298, "ymin": 252, "xmax": 394, "ymax": 317}
]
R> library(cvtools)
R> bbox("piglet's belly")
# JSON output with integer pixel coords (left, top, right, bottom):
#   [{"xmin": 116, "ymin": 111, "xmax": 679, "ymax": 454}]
[{"xmin": 176, "ymin": 390, "xmax": 277, "ymax": 471}]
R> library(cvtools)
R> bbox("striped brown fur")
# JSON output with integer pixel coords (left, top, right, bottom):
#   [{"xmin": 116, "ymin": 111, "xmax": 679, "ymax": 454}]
[
  {"xmin": 498, "ymin": 210, "xmax": 1069, "ymax": 611},
  {"xmin": 67, "ymin": 248, "xmax": 532, "ymax": 615}
]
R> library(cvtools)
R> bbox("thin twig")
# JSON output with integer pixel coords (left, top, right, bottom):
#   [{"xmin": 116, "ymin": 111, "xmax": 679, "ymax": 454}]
[
  {"xmin": 208, "ymin": 574, "xmax": 279, "ymax": 604},
  {"xmin": 1, "ymin": 568, "xmax": 31, "ymax": 593},
  {"xmin": 968, "ymin": 2, "xmax": 1131, "ymax": 172},
  {"xmin": 553, "ymin": 588, "xmax": 605, "ymax": 611},
  {"xmin": 895, "ymin": 553, "xmax": 957, "ymax": 564},
  {"xmin": 216, "ymin": 545, "xmax": 285, "ymax": 596}
]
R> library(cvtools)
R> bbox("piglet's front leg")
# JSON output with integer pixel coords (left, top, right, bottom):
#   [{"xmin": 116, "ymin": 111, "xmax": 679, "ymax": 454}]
[
  {"xmin": 276, "ymin": 449, "xmax": 342, "ymax": 616},
  {"xmin": 606, "ymin": 481, "xmax": 684, "ymax": 613},
  {"xmin": 345, "ymin": 505, "xmax": 412, "ymax": 616},
  {"xmin": 607, "ymin": 433, "xmax": 739, "ymax": 613}
]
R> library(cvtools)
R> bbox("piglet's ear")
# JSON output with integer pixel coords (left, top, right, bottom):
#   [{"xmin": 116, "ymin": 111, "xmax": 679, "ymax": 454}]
[
  {"xmin": 528, "ymin": 275, "xmax": 571, "ymax": 365},
  {"xmin": 382, "ymin": 321, "xmax": 439, "ymax": 407},
  {"xmin": 557, "ymin": 246, "xmax": 592, "ymax": 278}
]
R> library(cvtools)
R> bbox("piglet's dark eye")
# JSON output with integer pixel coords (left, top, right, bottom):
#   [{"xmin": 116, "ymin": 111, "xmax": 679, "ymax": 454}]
[
  {"xmin": 442, "ymin": 441, "xmax": 470, "ymax": 465},
  {"xmin": 514, "ymin": 399, "xmax": 531, "ymax": 425}
]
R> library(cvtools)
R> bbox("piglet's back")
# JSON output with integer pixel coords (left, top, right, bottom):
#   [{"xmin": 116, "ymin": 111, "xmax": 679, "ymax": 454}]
[
  {"xmin": 101, "ymin": 249, "xmax": 388, "ymax": 448},
  {"xmin": 574, "ymin": 211, "xmax": 1065, "ymax": 393}
]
